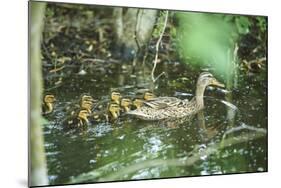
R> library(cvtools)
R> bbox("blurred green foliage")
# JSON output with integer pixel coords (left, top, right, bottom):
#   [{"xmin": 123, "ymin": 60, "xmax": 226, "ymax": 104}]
[
  {"xmin": 176, "ymin": 12, "xmax": 267, "ymax": 83},
  {"xmin": 235, "ymin": 16, "xmax": 252, "ymax": 34},
  {"xmin": 223, "ymin": 15, "xmax": 252, "ymax": 35},
  {"xmin": 176, "ymin": 12, "xmax": 238, "ymax": 80},
  {"xmin": 256, "ymin": 16, "xmax": 267, "ymax": 33}
]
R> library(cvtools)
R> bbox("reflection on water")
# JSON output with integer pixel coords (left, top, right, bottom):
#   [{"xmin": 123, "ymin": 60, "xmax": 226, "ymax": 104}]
[{"xmin": 43, "ymin": 61, "xmax": 267, "ymax": 185}]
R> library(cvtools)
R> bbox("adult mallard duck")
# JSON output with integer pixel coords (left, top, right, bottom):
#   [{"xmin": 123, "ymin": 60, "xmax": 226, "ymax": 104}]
[
  {"xmin": 63, "ymin": 109, "xmax": 91, "ymax": 129},
  {"xmin": 42, "ymin": 94, "xmax": 56, "ymax": 115},
  {"xmin": 126, "ymin": 72, "xmax": 225, "ymax": 120}
]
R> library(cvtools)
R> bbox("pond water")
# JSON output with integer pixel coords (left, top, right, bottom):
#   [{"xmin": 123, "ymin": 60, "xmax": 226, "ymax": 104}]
[{"xmin": 43, "ymin": 61, "xmax": 267, "ymax": 185}]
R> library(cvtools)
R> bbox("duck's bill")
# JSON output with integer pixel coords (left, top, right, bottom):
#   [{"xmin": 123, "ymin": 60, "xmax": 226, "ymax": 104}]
[{"xmin": 211, "ymin": 79, "xmax": 225, "ymax": 88}]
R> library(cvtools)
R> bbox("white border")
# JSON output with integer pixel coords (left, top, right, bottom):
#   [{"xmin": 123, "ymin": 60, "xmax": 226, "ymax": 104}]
[{"xmin": 1, "ymin": 0, "xmax": 280, "ymax": 188}]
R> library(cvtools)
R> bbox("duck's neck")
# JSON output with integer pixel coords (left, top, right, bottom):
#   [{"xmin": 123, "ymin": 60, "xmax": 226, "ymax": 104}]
[
  {"xmin": 82, "ymin": 117, "xmax": 89, "ymax": 124},
  {"xmin": 124, "ymin": 106, "xmax": 130, "ymax": 112},
  {"xmin": 113, "ymin": 99, "xmax": 120, "ymax": 105},
  {"xmin": 195, "ymin": 84, "xmax": 207, "ymax": 109},
  {"xmin": 111, "ymin": 111, "xmax": 118, "ymax": 119},
  {"xmin": 45, "ymin": 102, "xmax": 53, "ymax": 114}
]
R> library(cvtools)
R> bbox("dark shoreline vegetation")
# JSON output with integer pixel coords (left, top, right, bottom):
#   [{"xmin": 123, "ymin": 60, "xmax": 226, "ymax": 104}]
[{"xmin": 30, "ymin": 1, "xmax": 267, "ymax": 186}]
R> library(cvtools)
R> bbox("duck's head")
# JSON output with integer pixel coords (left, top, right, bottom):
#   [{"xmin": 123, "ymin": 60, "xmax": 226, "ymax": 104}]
[
  {"xmin": 78, "ymin": 109, "xmax": 90, "ymax": 124},
  {"xmin": 143, "ymin": 91, "xmax": 155, "ymax": 100},
  {"xmin": 132, "ymin": 98, "xmax": 144, "ymax": 109},
  {"xmin": 79, "ymin": 94, "xmax": 97, "ymax": 112},
  {"xmin": 111, "ymin": 91, "xmax": 121, "ymax": 104},
  {"xmin": 44, "ymin": 94, "xmax": 56, "ymax": 104},
  {"xmin": 120, "ymin": 98, "xmax": 132, "ymax": 112},
  {"xmin": 80, "ymin": 95, "xmax": 96, "ymax": 103},
  {"xmin": 197, "ymin": 72, "xmax": 225, "ymax": 88},
  {"xmin": 108, "ymin": 103, "xmax": 121, "ymax": 119}
]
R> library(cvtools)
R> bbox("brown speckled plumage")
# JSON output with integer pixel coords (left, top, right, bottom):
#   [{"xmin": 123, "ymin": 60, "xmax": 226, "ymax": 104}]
[{"xmin": 126, "ymin": 72, "xmax": 224, "ymax": 120}]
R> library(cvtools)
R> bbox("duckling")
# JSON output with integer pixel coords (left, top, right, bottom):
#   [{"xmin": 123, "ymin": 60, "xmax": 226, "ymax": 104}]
[
  {"xmin": 93, "ymin": 91, "xmax": 121, "ymax": 114},
  {"xmin": 110, "ymin": 91, "xmax": 121, "ymax": 104},
  {"xmin": 143, "ymin": 91, "xmax": 156, "ymax": 100},
  {"xmin": 93, "ymin": 91, "xmax": 121, "ymax": 111},
  {"xmin": 132, "ymin": 91, "xmax": 156, "ymax": 109},
  {"xmin": 92, "ymin": 102, "xmax": 121, "ymax": 123},
  {"xmin": 107, "ymin": 102, "xmax": 121, "ymax": 122},
  {"xmin": 66, "ymin": 94, "xmax": 96, "ymax": 115},
  {"xmin": 80, "ymin": 95, "xmax": 97, "ymax": 113},
  {"xmin": 89, "ymin": 91, "xmax": 122, "ymax": 122},
  {"xmin": 42, "ymin": 94, "xmax": 56, "ymax": 115},
  {"xmin": 120, "ymin": 98, "xmax": 132, "ymax": 112},
  {"xmin": 132, "ymin": 98, "xmax": 144, "ymax": 109},
  {"xmin": 63, "ymin": 109, "xmax": 90, "ymax": 129}
]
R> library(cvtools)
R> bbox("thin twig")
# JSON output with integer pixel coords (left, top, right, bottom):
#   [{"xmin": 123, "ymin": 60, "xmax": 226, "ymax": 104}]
[
  {"xmin": 233, "ymin": 43, "xmax": 239, "ymax": 88},
  {"xmin": 151, "ymin": 11, "xmax": 169, "ymax": 83},
  {"xmin": 154, "ymin": 72, "xmax": 166, "ymax": 81},
  {"xmin": 42, "ymin": 42, "xmax": 52, "ymax": 60},
  {"xmin": 134, "ymin": 9, "xmax": 141, "ymax": 52},
  {"xmin": 81, "ymin": 58, "xmax": 120, "ymax": 63},
  {"xmin": 222, "ymin": 123, "xmax": 267, "ymax": 140},
  {"xmin": 132, "ymin": 9, "xmax": 141, "ymax": 67},
  {"xmin": 142, "ymin": 48, "xmax": 148, "ymax": 65},
  {"xmin": 49, "ymin": 65, "xmax": 65, "ymax": 73}
]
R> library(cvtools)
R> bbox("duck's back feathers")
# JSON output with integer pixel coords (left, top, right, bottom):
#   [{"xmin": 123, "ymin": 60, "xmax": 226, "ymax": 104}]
[
  {"xmin": 126, "ymin": 98, "xmax": 195, "ymax": 120},
  {"xmin": 143, "ymin": 97, "xmax": 183, "ymax": 109}
]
